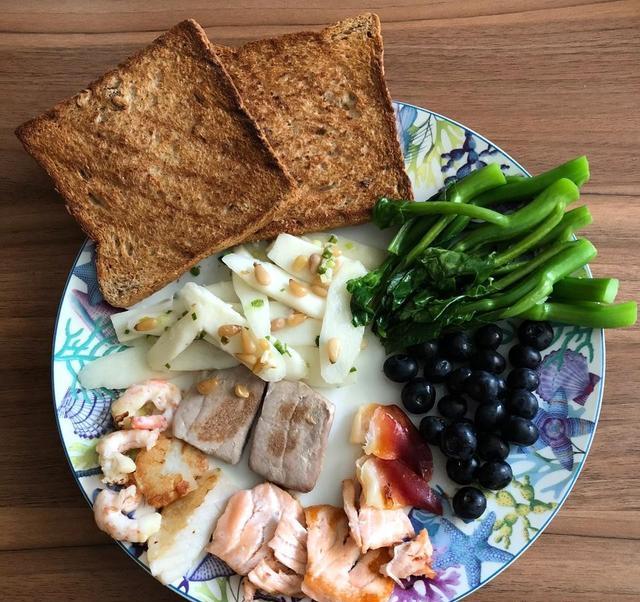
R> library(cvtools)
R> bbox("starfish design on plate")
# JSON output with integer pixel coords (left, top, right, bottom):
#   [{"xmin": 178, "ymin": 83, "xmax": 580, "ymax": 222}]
[
  {"xmin": 72, "ymin": 254, "xmax": 103, "ymax": 306},
  {"xmin": 531, "ymin": 395, "xmax": 594, "ymax": 471},
  {"xmin": 432, "ymin": 511, "xmax": 513, "ymax": 588}
]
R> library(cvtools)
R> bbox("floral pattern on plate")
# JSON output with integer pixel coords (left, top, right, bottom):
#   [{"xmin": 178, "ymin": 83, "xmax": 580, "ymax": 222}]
[{"xmin": 52, "ymin": 102, "xmax": 604, "ymax": 602}]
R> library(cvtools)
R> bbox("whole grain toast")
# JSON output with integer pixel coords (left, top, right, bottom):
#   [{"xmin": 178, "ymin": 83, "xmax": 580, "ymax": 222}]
[
  {"xmin": 214, "ymin": 13, "xmax": 412, "ymax": 241},
  {"xmin": 16, "ymin": 20, "xmax": 295, "ymax": 307}
]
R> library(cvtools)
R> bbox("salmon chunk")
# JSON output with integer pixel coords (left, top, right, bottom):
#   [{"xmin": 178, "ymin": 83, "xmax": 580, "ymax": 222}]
[
  {"xmin": 381, "ymin": 529, "xmax": 436, "ymax": 586},
  {"xmin": 302, "ymin": 504, "xmax": 394, "ymax": 602},
  {"xmin": 342, "ymin": 479, "xmax": 414, "ymax": 553}
]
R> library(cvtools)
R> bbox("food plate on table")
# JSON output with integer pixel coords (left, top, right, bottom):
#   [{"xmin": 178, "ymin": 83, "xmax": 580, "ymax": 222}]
[
  {"xmin": 52, "ymin": 102, "xmax": 606, "ymax": 601},
  {"xmin": 20, "ymin": 13, "xmax": 634, "ymax": 602}
]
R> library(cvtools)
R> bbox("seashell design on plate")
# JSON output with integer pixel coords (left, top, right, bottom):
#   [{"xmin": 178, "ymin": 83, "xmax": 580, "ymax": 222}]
[
  {"xmin": 71, "ymin": 288, "xmax": 118, "ymax": 341},
  {"xmin": 58, "ymin": 386, "xmax": 115, "ymax": 439},
  {"xmin": 179, "ymin": 554, "xmax": 235, "ymax": 593},
  {"xmin": 536, "ymin": 349, "xmax": 600, "ymax": 405}
]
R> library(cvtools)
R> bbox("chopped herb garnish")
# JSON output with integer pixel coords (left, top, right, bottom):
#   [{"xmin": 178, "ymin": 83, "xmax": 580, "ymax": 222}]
[
  {"xmin": 164, "ymin": 326, "xmax": 169, "ymax": 331},
  {"xmin": 165, "ymin": 363, "xmax": 171, "ymax": 369},
  {"xmin": 328, "ymin": 234, "xmax": 338, "ymax": 243},
  {"xmin": 124, "ymin": 328, "xmax": 130, "ymax": 335},
  {"xmin": 181, "ymin": 310, "xmax": 188, "ymax": 318},
  {"xmin": 321, "ymin": 248, "xmax": 333, "ymax": 259},
  {"xmin": 197, "ymin": 331, "xmax": 206, "ymax": 340},
  {"xmin": 165, "ymin": 309, "xmax": 173, "ymax": 314},
  {"xmin": 265, "ymin": 335, "xmax": 271, "ymax": 340},
  {"xmin": 191, "ymin": 312, "xmax": 197, "ymax": 321},
  {"xmin": 345, "ymin": 242, "xmax": 354, "ymax": 250},
  {"xmin": 349, "ymin": 366, "xmax": 357, "ymax": 373},
  {"xmin": 251, "ymin": 299, "xmax": 265, "ymax": 308},
  {"xmin": 220, "ymin": 336, "xmax": 229, "ymax": 345},
  {"xmin": 190, "ymin": 265, "xmax": 201, "ymax": 276},
  {"xmin": 273, "ymin": 339, "xmax": 292, "ymax": 357},
  {"xmin": 280, "ymin": 287, "xmax": 286, "ymax": 292},
  {"xmin": 314, "ymin": 335, "xmax": 320, "ymax": 347}
]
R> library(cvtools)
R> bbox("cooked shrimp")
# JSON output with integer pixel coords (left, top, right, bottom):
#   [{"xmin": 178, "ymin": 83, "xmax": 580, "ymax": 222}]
[
  {"xmin": 97, "ymin": 428, "xmax": 159, "ymax": 484},
  {"xmin": 93, "ymin": 485, "xmax": 161, "ymax": 543},
  {"xmin": 110, "ymin": 380, "xmax": 181, "ymax": 431}
]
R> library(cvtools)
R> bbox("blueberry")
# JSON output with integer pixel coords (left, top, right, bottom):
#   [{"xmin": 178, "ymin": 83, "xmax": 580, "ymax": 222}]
[
  {"xmin": 474, "ymin": 400, "xmax": 507, "ymax": 432},
  {"xmin": 401, "ymin": 378, "xmax": 436, "ymax": 414},
  {"xmin": 509, "ymin": 344, "xmax": 542, "ymax": 369},
  {"xmin": 408, "ymin": 340, "xmax": 439, "ymax": 364},
  {"xmin": 506, "ymin": 389, "xmax": 539, "ymax": 419},
  {"xmin": 477, "ymin": 433, "xmax": 510, "ymax": 461},
  {"xmin": 471, "ymin": 350, "xmax": 506, "ymax": 374},
  {"xmin": 446, "ymin": 456, "xmax": 480, "ymax": 485},
  {"xmin": 504, "ymin": 416, "xmax": 539, "ymax": 446},
  {"xmin": 465, "ymin": 370, "xmax": 500, "ymax": 402},
  {"xmin": 437, "ymin": 394, "xmax": 468, "ymax": 420},
  {"xmin": 474, "ymin": 324, "xmax": 503, "ymax": 349},
  {"xmin": 441, "ymin": 422, "xmax": 477, "ymax": 460},
  {"xmin": 518, "ymin": 320, "xmax": 554, "ymax": 351},
  {"xmin": 440, "ymin": 332, "xmax": 474, "ymax": 361},
  {"xmin": 478, "ymin": 461, "xmax": 513, "ymax": 490},
  {"xmin": 424, "ymin": 358, "xmax": 453, "ymax": 383},
  {"xmin": 495, "ymin": 376, "xmax": 507, "ymax": 399},
  {"xmin": 447, "ymin": 367, "xmax": 473, "ymax": 394},
  {"xmin": 419, "ymin": 415, "xmax": 447, "ymax": 446},
  {"xmin": 453, "ymin": 486, "xmax": 486, "ymax": 520},
  {"xmin": 507, "ymin": 367, "xmax": 540, "ymax": 391},
  {"xmin": 384, "ymin": 354, "xmax": 419, "ymax": 383}
]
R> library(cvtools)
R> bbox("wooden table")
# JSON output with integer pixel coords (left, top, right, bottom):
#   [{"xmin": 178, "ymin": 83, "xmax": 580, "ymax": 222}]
[{"xmin": 1, "ymin": 1, "xmax": 639, "ymax": 600}]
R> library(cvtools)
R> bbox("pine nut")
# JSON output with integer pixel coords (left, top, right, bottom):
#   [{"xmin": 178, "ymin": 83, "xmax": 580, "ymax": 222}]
[
  {"xmin": 254, "ymin": 262, "xmax": 271, "ymax": 285},
  {"xmin": 218, "ymin": 324, "xmax": 242, "ymax": 338},
  {"xmin": 134, "ymin": 317, "xmax": 158, "ymax": 332},
  {"xmin": 292, "ymin": 255, "xmax": 308, "ymax": 272},
  {"xmin": 328, "ymin": 337, "xmax": 341, "ymax": 364},
  {"xmin": 197, "ymin": 377, "xmax": 219, "ymax": 395},
  {"xmin": 308, "ymin": 253, "xmax": 322, "ymax": 273},
  {"xmin": 287, "ymin": 313, "xmax": 307, "ymax": 327},
  {"xmin": 234, "ymin": 384, "xmax": 250, "ymax": 398},
  {"xmin": 258, "ymin": 338, "xmax": 270, "ymax": 352},
  {"xmin": 236, "ymin": 353, "xmax": 258, "ymax": 365},
  {"xmin": 289, "ymin": 279, "xmax": 308, "ymax": 297},
  {"xmin": 252, "ymin": 359, "xmax": 266, "ymax": 375},
  {"xmin": 311, "ymin": 284, "xmax": 328, "ymax": 298},
  {"xmin": 241, "ymin": 329, "xmax": 257, "ymax": 354},
  {"xmin": 271, "ymin": 317, "xmax": 286, "ymax": 332}
]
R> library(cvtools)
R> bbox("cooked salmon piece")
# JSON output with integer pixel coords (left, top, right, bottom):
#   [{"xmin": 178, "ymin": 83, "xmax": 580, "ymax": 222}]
[
  {"xmin": 247, "ymin": 550, "xmax": 303, "ymax": 597},
  {"xmin": 268, "ymin": 502, "xmax": 307, "ymax": 574},
  {"xmin": 207, "ymin": 482, "xmax": 303, "ymax": 577},
  {"xmin": 381, "ymin": 528, "xmax": 436, "ymax": 586},
  {"xmin": 302, "ymin": 504, "xmax": 394, "ymax": 602},
  {"xmin": 342, "ymin": 479, "xmax": 414, "ymax": 553}
]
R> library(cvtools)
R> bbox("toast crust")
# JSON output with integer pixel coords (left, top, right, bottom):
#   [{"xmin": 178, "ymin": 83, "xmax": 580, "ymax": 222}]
[
  {"xmin": 16, "ymin": 20, "xmax": 296, "ymax": 307},
  {"xmin": 216, "ymin": 13, "xmax": 412, "ymax": 241}
]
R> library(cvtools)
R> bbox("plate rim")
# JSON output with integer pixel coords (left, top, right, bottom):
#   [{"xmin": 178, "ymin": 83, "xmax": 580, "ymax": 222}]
[{"xmin": 50, "ymin": 100, "xmax": 606, "ymax": 602}]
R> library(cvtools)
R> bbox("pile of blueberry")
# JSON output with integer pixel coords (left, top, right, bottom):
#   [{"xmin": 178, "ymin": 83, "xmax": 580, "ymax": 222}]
[{"xmin": 383, "ymin": 320, "xmax": 554, "ymax": 520}]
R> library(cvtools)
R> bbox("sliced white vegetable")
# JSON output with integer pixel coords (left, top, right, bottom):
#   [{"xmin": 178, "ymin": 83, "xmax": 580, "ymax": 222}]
[
  {"xmin": 147, "ymin": 310, "xmax": 203, "ymax": 371},
  {"xmin": 111, "ymin": 298, "xmax": 177, "ymax": 343},
  {"xmin": 181, "ymin": 282, "xmax": 285, "ymax": 381},
  {"xmin": 306, "ymin": 232, "xmax": 386, "ymax": 270},
  {"xmin": 275, "ymin": 317, "xmax": 322, "ymax": 347},
  {"xmin": 204, "ymin": 280, "xmax": 238, "ymax": 304},
  {"xmin": 269, "ymin": 301, "xmax": 291, "ymax": 320},
  {"xmin": 232, "ymin": 274, "xmax": 270, "ymax": 339},
  {"xmin": 319, "ymin": 260, "xmax": 367, "ymax": 384},
  {"xmin": 170, "ymin": 340, "xmax": 240, "ymax": 371},
  {"xmin": 78, "ymin": 345, "xmax": 166, "ymax": 389},
  {"xmin": 222, "ymin": 253, "xmax": 326, "ymax": 319},
  {"xmin": 267, "ymin": 233, "xmax": 322, "ymax": 283},
  {"xmin": 296, "ymin": 345, "xmax": 326, "ymax": 388},
  {"xmin": 267, "ymin": 339, "xmax": 308, "ymax": 381}
]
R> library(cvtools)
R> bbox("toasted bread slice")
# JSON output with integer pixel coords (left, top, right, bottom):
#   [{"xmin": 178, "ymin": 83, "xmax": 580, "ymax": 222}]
[
  {"xmin": 215, "ymin": 13, "xmax": 412, "ymax": 241},
  {"xmin": 16, "ymin": 20, "xmax": 295, "ymax": 307}
]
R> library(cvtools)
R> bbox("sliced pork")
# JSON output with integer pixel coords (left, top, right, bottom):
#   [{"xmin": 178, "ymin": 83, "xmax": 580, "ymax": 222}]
[
  {"xmin": 381, "ymin": 529, "xmax": 436, "ymax": 586},
  {"xmin": 172, "ymin": 366, "xmax": 266, "ymax": 464},
  {"xmin": 301, "ymin": 504, "xmax": 394, "ymax": 602},
  {"xmin": 249, "ymin": 380, "xmax": 334, "ymax": 492},
  {"xmin": 342, "ymin": 479, "xmax": 414, "ymax": 553}
]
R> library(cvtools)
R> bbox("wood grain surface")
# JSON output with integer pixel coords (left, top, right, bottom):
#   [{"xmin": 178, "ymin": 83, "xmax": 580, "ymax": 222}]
[{"xmin": 1, "ymin": 1, "xmax": 639, "ymax": 600}]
